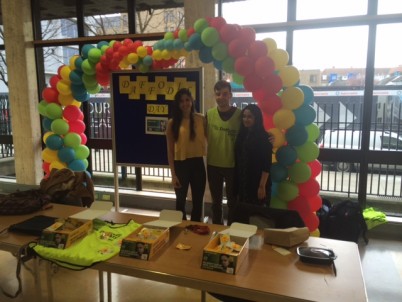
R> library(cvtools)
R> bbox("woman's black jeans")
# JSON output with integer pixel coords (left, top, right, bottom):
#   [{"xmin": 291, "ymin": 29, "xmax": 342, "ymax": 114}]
[{"xmin": 174, "ymin": 157, "xmax": 206, "ymax": 221}]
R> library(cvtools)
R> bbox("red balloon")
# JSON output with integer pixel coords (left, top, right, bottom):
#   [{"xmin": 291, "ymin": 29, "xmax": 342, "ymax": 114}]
[
  {"xmin": 105, "ymin": 47, "xmax": 114, "ymax": 59},
  {"xmin": 263, "ymin": 74, "xmax": 283, "ymax": 94},
  {"xmin": 258, "ymin": 93, "xmax": 282, "ymax": 115},
  {"xmin": 187, "ymin": 27, "xmax": 195, "ymax": 37},
  {"xmin": 243, "ymin": 74, "xmax": 263, "ymax": 92},
  {"xmin": 42, "ymin": 87, "xmax": 59, "ymax": 103},
  {"xmin": 42, "ymin": 161, "xmax": 50, "ymax": 174},
  {"xmin": 308, "ymin": 159, "xmax": 322, "ymax": 178},
  {"xmin": 118, "ymin": 45, "xmax": 129, "ymax": 57},
  {"xmin": 262, "ymin": 113, "xmax": 275, "ymax": 130},
  {"xmin": 234, "ymin": 56, "xmax": 254, "ymax": 77},
  {"xmin": 248, "ymin": 41, "xmax": 268, "ymax": 59},
  {"xmin": 255, "ymin": 56, "xmax": 275, "ymax": 79},
  {"xmin": 239, "ymin": 27, "xmax": 256, "ymax": 46},
  {"xmin": 307, "ymin": 195, "xmax": 322, "ymax": 212},
  {"xmin": 288, "ymin": 195, "xmax": 311, "ymax": 216},
  {"xmin": 301, "ymin": 212, "xmax": 319, "ymax": 232},
  {"xmin": 112, "ymin": 41, "xmax": 122, "ymax": 51},
  {"xmin": 69, "ymin": 120, "xmax": 86, "ymax": 134},
  {"xmin": 299, "ymin": 178, "xmax": 320, "ymax": 198},
  {"xmin": 63, "ymin": 105, "xmax": 82, "ymax": 121},
  {"xmin": 79, "ymin": 132, "xmax": 87, "ymax": 145},
  {"xmin": 209, "ymin": 16, "xmax": 226, "ymax": 30},
  {"xmin": 49, "ymin": 75, "xmax": 61, "ymax": 89},
  {"xmin": 96, "ymin": 72, "xmax": 110, "ymax": 86},
  {"xmin": 123, "ymin": 38, "xmax": 133, "ymax": 46},
  {"xmin": 252, "ymin": 88, "xmax": 269, "ymax": 103},
  {"xmin": 219, "ymin": 24, "xmax": 240, "ymax": 44},
  {"xmin": 228, "ymin": 38, "xmax": 248, "ymax": 58},
  {"xmin": 146, "ymin": 46, "xmax": 153, "ymax": 55}
]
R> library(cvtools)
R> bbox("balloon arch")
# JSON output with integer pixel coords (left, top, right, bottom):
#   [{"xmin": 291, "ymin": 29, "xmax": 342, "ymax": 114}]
[{"xmin": 38, "ymin": 16, "xmax": 322, "ymax": 232}]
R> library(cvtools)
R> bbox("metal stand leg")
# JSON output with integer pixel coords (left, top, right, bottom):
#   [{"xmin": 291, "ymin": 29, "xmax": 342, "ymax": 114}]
[
  {"xmin": 45, "ymin": 261, "xmax": 54, "ymax": 302},
  {"xmin": 107, "ymin": 272, "xmax": 112, "ymax": 302}
]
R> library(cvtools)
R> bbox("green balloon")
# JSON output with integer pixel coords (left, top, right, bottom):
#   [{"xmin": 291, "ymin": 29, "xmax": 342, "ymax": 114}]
[
  {"xmin": 46, "ymin": 103, "xmax": 63, "ymax": 119},
  {"xmin": 63, "ymin": 132, "xmax": 82, "ymax": 148},
  {"xmin": 201, "ymin": 27, "xmax": 220, "ymax": 47},
  {"xmin": 270, "ymin": 195, "xmax": 288, "ymax": 209},
  {"xmin": 178, "ymin": 29, "xmax": 188, "ymax": 42},
  {"xmin": 164, "ymin": 31, "xmax": 174, "ymax": 40},
  {"xmin": 81, "ymin": 59, "xmax": 96, "ymax": 75},
  {"xmin": 51, "ymin": 119, "xmax": 69, "ymax": 135},
  {"xmin": 82, "ymin": 74, "xmax": 97, "ymax": 87},
  {"xmin": 232, "ymin": 72, "xmax": 244, "ymax": 85},
  {"xmin": 222, "ymin": 57, "xmax": 235, "ymax": 74},
  {"xmin": 212, "ymin": 42, "xmax": 228, "ymax": 61},
  {"xmin": 296, "ymin": 141, "xmax": 320, "ymax": 162},
  {"xmin": 277, "ymin": 180, "xmax": 299, "ymax": 202},
  {"xmin": 75, "ymin": 145, "xmax": 90, "ymax": 160},
  {"xmin": 289, "ymin": 162, "xmax": 312, "ymax": 184},
  {"xmin": 194, "ymin": 18, "xmax": 209, "ymax": 33},
  {"xmin": 306, "ymin": 123, "xmax": 320, "ymax": 142},
  {"xmin": 38, "ymin": 100, "xmax": 48, "ymax": 116},
  {"xmin": 88, "ymin": 48, "xmax": 102, "ymax": 64}
]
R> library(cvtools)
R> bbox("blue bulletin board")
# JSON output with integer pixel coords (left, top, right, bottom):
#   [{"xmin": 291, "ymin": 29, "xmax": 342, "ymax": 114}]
[{"xmin": 110, "ymin": 68, "xmax": 203, "ymax": 167}]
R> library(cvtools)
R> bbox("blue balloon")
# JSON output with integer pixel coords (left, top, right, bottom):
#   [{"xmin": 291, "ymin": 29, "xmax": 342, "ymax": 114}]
[
  {"xmin": 97, "ymin": 41, "xmax": 109, "ymax": 49},
  {"xmin": 165, "ymin": 39, "xmax": 174, "ymax": 51},
  {"xmin": 58, "ymin": 147, "xmax": 76, "ymax": 163},
  {"xmin": 68, "ymin": 159, "xmax": 86, "ymax": 172},
  {"xmin": 74, "ymin": 57, "xmax": 83, "ymax": 71},
  {"xmin": 42, "ymin": 118, "xmax": 53, "ymax": 132},
  {"xmin": 173, "ymin": 39, "xmax": 184, "ymax": 50},
  {"xmin": 46, "ymin": 134, "xmax": 64, "ymax": 150},
  {"xmin": 286, "ymin": 124, "xmax": 308, "ymax": 146},
  {"xmin": 188, "ymin": 33, "xmax": 203, "ymax": 50},
  {"xmin": 270, "ymin": 163, "xmax": 288, "ymax": 182},
  {"xmin": 213, "ymin": 59, "xmax": 223, "ymax": 70},
  {"xmin": 294, "ymin": 105, "xmax": 316, "ymax": 126},
  {"xmin": 81, "ymin": 44, "xmax": 95, "ymax": 59},
  {"xmin": 69, "ymin": 70, "xmax": 83, "ymax": 85},
  {"xmin": 276, "ymin": 145, "xmax": 297, "ymax": 167},
  {"xmin": 199, "ymin": 46, "xmax": 213, "ymax": 64},
  {"xmin": 298, "ymin": 85, "xmax": 314, "ymax": 105}
]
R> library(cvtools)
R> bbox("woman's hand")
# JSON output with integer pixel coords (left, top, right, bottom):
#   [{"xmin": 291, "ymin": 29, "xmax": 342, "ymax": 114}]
[{"xmin": 172, "ymin": 175, "xmax": 181, "ymax": 188}]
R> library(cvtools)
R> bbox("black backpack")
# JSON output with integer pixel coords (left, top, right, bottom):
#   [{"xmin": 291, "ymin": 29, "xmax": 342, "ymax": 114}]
[{"xmin": 317, "ymin": 199, "xmax": 368, "ymax": 244}]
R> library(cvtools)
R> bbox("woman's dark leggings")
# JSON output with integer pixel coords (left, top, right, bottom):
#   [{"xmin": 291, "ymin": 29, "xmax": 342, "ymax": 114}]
[{"xmin": 174, "ymin": 157, "xmax": 206, "ymax": 221}]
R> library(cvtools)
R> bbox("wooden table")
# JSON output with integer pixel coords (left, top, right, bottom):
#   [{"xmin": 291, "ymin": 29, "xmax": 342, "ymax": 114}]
[
  {"xmin": 1, "ymin": 206, "xmax": 368, "ymax": 302},
  {"xmin": 96, "ymin": 211, "xmax": 368, "ymax": 302}
]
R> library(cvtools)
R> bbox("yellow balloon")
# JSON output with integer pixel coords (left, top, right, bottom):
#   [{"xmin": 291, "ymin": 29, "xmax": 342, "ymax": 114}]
[
  {"xmin": 60, "ymin": 66, "xmax": 72, "ymax": 82},
  {"xmin": 69, "ymin": 55, "xmax": 79, "ymax": 70},
  {"xmin": 152, "ymin": 50, "xmax": 162, "ymax": 61},
  {"xmin": 43, "ymin": 131, "xmax": 54, "ymax": 144},
  {"xmin": 161, "ymin": 49, "xmax": 171, "ymax": 60},
  {"xmin": 42, "ymin": 148, "xmax": 59, "ymax": 163},
  {"xmin": 137, "ymin": 46, "xmax": 147, "ymax": 58},
  {"xmin": 58, "ymin": 93, "xmax": 75, "ymax": 106},
  {"xmin": 278, "ymin": 65, "xmax": 300, "ymax": 87},
  {"xmin": 310, "ymin": 228, "xmax": 320, "ymax": 237},
  {"xmin": 269, "ymin": 48, "xmax": 289, "ymax": 70},
  {"xmin": 171, "ymin": 50, "xmax": 181, "ymax": 60},
  {"xmin": 50, "ymin": 160, "xmax": 67, "ymax": 170},
  {"xmin": 71, "ymin": 100, "xmax": 82, "ymax": 107},
  {"xmin": 268, "ymin": 128, "xmax": 286, "ymax": 148},
  {"xmin": 56, "ymin": 80, "xmax": 72, "ymax": 96},
  {"xmin": 281, "ymin": 87, "xmax": 304, "ymax": 110},
  {"xmin": 127, "ymin": 53, "xmax": 139, "ymax": 64},
  {"xmin": 273, "ymin": 109, "xmax": 295, "ymax": 130},
  {"xmin": 119, "ymin": 57, "xmax": 131, "ymax": 69},
  {"xmin": 263, "ymin": 37, "xmax": 277, "ymax": 54}
]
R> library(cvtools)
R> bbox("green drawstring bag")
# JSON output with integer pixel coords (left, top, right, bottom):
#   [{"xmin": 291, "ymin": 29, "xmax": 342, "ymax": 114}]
[
  {"xmin": 32, "ymin": 219, "xmax": 140, "ymax": 270},
  {"xmin": 363, "ymin": 207, "xmax": 387, "ymax": 230}
]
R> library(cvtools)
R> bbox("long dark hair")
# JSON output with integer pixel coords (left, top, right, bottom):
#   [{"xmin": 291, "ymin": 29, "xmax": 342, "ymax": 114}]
[
  {"xmin": 236, "ymin": 104, "xmax": 266, "ymax": 146},
  {"xmin": 171, "ymin": 88, "xmax": 196, "ymax": 142}
]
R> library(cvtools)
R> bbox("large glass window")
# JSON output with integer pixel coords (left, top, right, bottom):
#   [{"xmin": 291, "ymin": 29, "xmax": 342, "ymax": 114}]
[
  {"xmin": 296, "ymin": 0, "xmax": 368, "ymax": 20},
  {"xmin": 222, "ymin": 0, "xmax": 287, "ymax": 25},
  {"xmin": 378, "ymin": 0, "xmax": 402, "ymax": 14}
]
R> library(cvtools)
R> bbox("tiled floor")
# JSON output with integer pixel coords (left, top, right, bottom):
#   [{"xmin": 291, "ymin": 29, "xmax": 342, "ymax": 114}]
[{"xmin": 1, "ymin": 209, "xmax": 401, "ymax": 302}]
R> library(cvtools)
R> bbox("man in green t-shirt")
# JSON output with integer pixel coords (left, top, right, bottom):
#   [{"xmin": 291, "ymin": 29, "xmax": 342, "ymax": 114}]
[{"xmin": 206, "ymin": 80, "xmax": 241, "ymax": 225}]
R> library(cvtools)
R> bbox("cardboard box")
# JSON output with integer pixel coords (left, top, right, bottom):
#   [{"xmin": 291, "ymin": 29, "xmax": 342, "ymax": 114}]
[
  {"xmin": 264, "ymin": 227, "xmax": 310, "ymax": 248},
  {"xmin": 119, "ymin": 210, "xmax": 182, "ymax": 260},
  {"xmin": 39, "ymin": 218, "xmax": 93, "ymax": 249},
  {"xmin": 201, "ymin": 223, "xmax": 257, "ymax": 275}
]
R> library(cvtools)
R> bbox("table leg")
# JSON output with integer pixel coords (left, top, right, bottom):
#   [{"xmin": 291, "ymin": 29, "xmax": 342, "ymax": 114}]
[{"xmin": 201, "ymin": 290, "xmax": 206, "ymax": 302}]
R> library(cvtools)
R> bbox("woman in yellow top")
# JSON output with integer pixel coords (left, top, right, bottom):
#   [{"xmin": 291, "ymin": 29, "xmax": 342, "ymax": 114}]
[{"xmin": 166, "ymin": 88, "xmax": 207, "ymax": 221}]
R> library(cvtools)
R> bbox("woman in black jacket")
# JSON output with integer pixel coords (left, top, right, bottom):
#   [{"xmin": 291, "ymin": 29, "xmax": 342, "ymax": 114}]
[{"xmin": 234, "ymin": 104, "xmax": 273, "ymax": 206}]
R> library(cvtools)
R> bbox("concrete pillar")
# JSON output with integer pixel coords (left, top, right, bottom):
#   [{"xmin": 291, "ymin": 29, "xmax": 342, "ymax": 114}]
[
  {"xmin": 2, "ymin": 0, "xmax": 43, "ymax": 185},
  {"xmin": 184, "ymin": 0, "xmax": 217, "ymax": 113}
]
